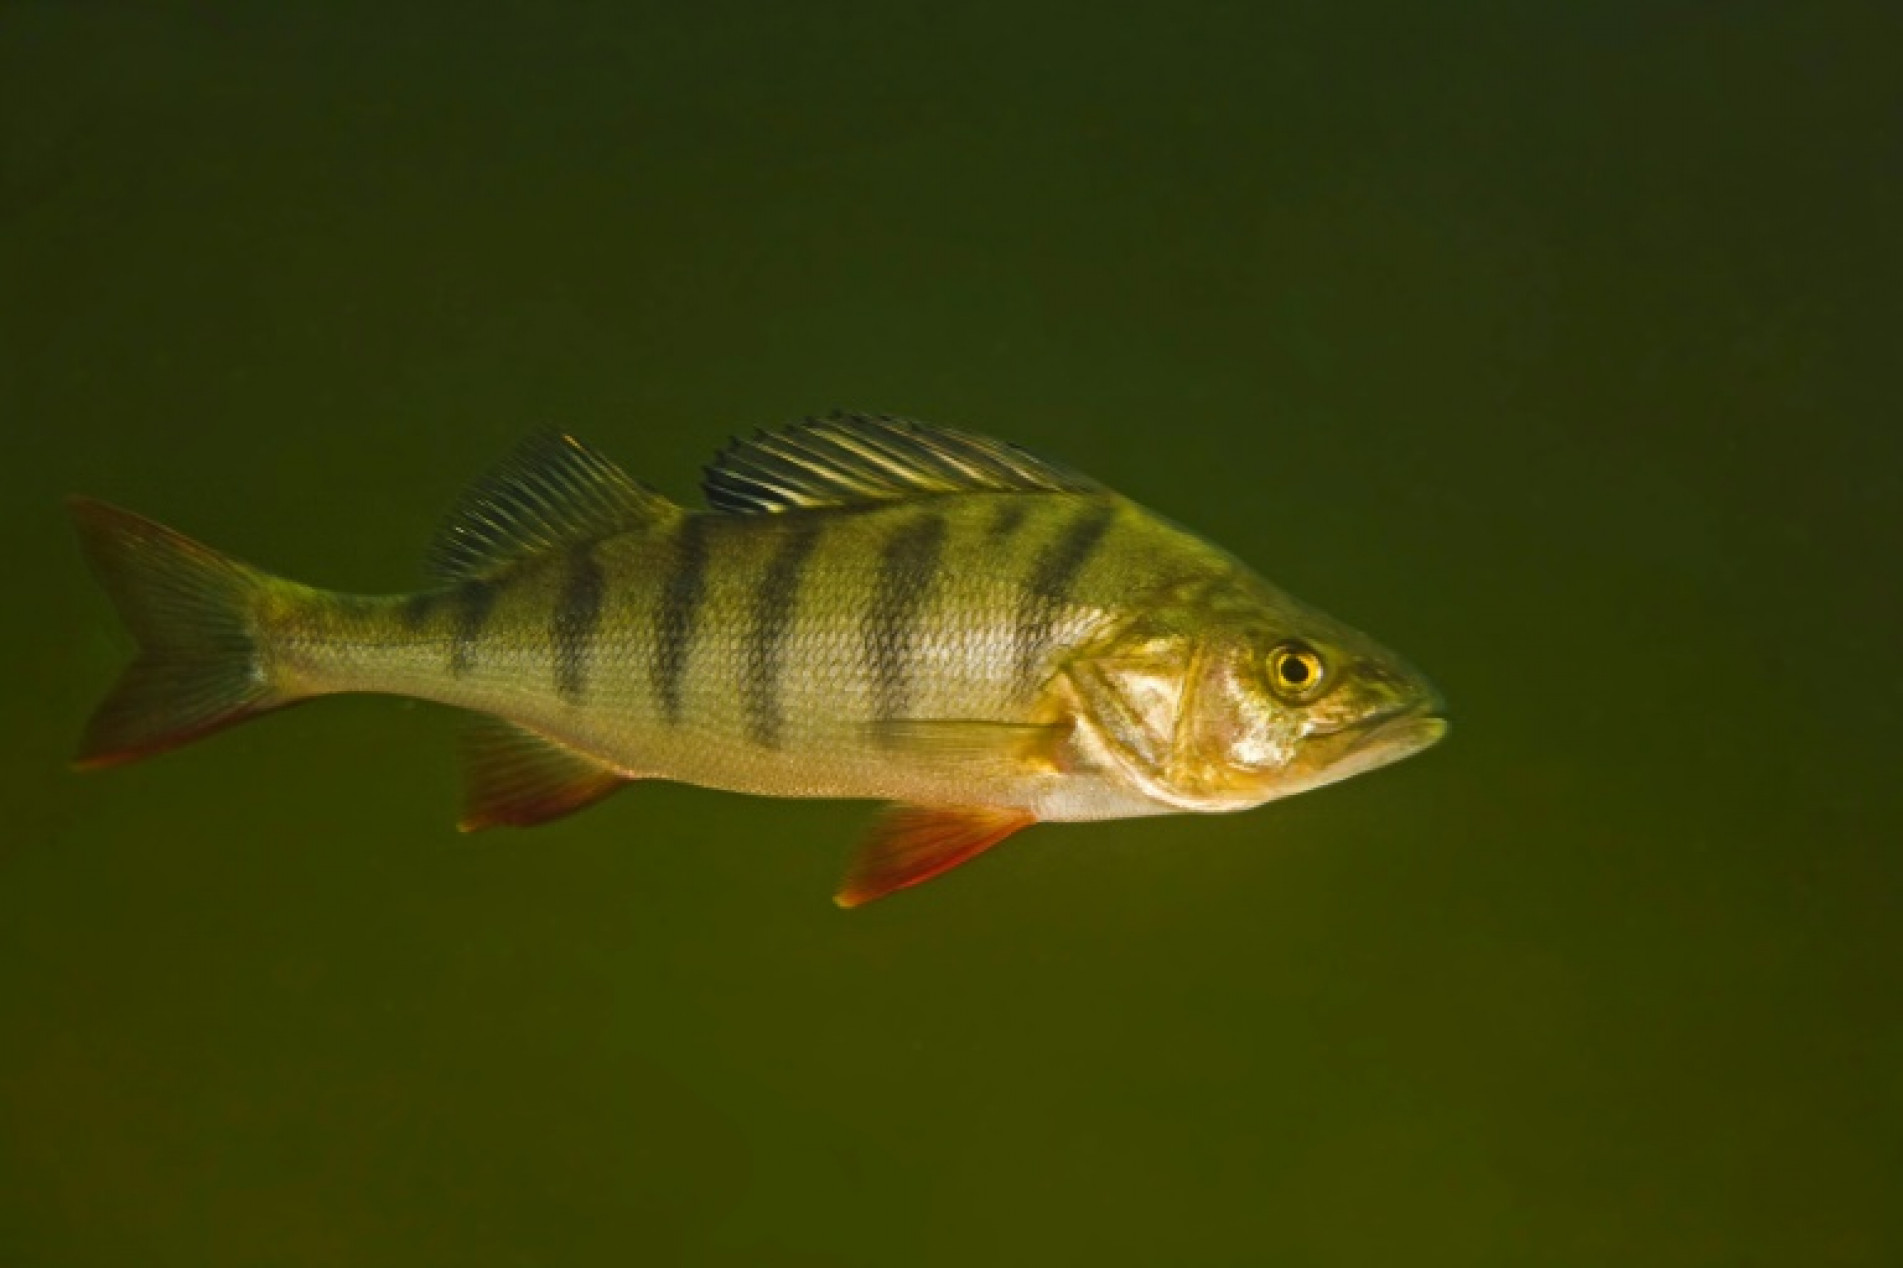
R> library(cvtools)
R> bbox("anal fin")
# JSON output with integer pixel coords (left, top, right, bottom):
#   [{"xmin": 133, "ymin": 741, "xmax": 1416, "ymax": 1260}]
[
  {"xmin": 835, "ymin": 805, "xmax": 1036, "ymax": 908},
  {"xmin": 459, "ymin": 717, "xmax": 630, "ymax": 831}
]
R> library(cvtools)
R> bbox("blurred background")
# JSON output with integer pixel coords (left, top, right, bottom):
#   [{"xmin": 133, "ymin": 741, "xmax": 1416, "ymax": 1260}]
[{"xmin": 2, "ymin": 3, "xmax": 1897, "ymax": 1265}]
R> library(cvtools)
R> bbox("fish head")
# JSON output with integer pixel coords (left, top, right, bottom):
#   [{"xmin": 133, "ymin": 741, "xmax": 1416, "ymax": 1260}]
[{"xmin": 1066, "ymin": 581, "xmax": 1446, "ymax": 813}]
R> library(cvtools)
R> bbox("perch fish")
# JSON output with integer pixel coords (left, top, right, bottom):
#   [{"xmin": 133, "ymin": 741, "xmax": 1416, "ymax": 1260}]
[{"xmin": 70, "ymin": 414, "xmax": 1446, "ymax": 905}]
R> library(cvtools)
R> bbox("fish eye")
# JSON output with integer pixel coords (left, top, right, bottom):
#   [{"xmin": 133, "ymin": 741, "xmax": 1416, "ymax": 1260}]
[{"xmin": 1267, "ymin": 642, "xmax": 1327, "ymax": 701}]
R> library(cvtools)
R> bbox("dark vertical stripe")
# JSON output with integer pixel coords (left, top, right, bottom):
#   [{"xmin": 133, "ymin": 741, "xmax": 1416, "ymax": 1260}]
[
  {"xmin": 1015, "ymin": 501, "xmax": 1116, "ymax": 690},
  {"xmin": 743, "ymin": 516, "xmax": 827, "ymax": 748},
  {"xmin": 552, "ymin": 543, "xmax": 606, "ymax": 704},
  {"xmin": 399, "ymin": 590, "xmax": 441, "ymax": 631},
  {"xmin": 864, "ymin": 511, "xmax": 949, "ymax": 734},
  {"xmin": 987, "ymin": 498, "xmax": 1030, "ymax": 544},
  {"xmin": 652, "ymin": 515, "xmax": 710, "ymax": 724},
  {"xmin": 448, "ymin": 579, "xmax": 500, "ymax": 677}
]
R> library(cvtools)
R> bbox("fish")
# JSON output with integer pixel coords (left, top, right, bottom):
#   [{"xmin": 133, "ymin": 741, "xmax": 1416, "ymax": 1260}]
[{"xmin": 69, "ymin": 413, "xmax": 1446, "ymax": 906}]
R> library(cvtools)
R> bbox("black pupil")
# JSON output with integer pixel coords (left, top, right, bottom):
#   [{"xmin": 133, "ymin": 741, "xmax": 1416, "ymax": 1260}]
[{"xmin": 1281, "ymin": 655, "xmax": 1311, "ymax": 685}]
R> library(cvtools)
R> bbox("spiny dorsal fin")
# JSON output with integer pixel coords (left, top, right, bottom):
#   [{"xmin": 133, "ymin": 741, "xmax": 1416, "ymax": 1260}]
[
  {"xmin": 427, "ymin": 430, "xmax": 679, "ymax": 582},
  {"xmin": 701, "ymin": 413, "xmax": 1101, "ymax": 515},
  {"xmin": 458, "ymin": 716, "xmax": 632, "ymax": 831}
]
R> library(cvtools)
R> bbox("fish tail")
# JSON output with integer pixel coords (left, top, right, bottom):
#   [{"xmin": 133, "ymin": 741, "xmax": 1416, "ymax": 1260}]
[{"xmin": 68, "ymin": 497, "xmax": 302, "ymax": 770}]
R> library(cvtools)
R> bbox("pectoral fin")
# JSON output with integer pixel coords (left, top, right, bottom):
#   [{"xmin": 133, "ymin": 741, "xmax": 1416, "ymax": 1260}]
[
  {"xmin": 862, "ymin": 719, "xmax": 1069, "ymax": 779},
  {"xmin": 835, "ymin": 805, "xmax": 1036, "ymax": 908},
  {"xmin": 459, "ymin": 717, "xmax": 631, "ymax": 831}
]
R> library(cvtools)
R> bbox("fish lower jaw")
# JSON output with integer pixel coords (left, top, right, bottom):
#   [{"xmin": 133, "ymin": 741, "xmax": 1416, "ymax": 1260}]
[{"xmin": 1308, "ymin": 711, "xmax": 1449, "ymax": 787}]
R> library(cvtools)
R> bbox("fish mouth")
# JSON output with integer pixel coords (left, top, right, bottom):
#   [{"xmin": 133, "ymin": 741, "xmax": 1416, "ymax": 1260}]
[
  {"xmin": 1347, "ymin": 696, "xmax": 1446, "ymax": 753},
  {"xmin": 1351, "ymin": 706, "xmax": 1448, "ymax": 758},
  {"xmin": 1323, "ymin": 700, "xmax": 1449, "ymax": 780}
]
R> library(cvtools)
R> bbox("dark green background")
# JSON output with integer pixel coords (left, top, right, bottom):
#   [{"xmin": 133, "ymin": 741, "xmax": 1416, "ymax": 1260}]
[{"xmin": 3, "ymin": 3, "xmax": 1897, "ymax": 1265}]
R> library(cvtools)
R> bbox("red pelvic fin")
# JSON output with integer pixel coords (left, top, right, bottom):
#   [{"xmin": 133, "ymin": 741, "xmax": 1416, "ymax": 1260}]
[{"xmin": 835, "ymin": 805, "xmax": 1036, "ymax": 908}]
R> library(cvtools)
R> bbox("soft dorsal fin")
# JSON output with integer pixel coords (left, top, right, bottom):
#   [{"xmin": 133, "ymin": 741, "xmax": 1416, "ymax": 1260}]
[
  {"xmin": 701, "ymin": 413, "xmax": 1102, "ymax": 515},
  {"xmin": 427, "ymin": 430, "xmax": 679, "ymax": 582}
]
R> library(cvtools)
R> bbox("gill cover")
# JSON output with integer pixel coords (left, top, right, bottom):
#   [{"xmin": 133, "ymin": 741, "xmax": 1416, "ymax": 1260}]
[{"xmin": 1063, "ymin": 614, "xmax": 1288, "ymax": 814}]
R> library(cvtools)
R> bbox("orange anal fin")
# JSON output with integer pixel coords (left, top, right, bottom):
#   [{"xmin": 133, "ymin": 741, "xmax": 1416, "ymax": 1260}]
[
  {"xmin": 458, "ymin": 717, "xmax": 631, "ymax": 831},
  {"xmin": 835, "ymin": 805, "xmax": 1036, "ymax": 909}
]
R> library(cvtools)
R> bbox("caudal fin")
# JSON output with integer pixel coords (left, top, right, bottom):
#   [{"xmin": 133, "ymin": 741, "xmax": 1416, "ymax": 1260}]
[{"xmin": 69, "ymin": 497, "xmax": 292, "ymax": 769}]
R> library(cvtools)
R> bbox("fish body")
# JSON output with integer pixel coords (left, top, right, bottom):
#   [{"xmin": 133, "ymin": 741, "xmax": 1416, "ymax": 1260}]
[{"xmin": 72, "ymin": 415, "xmax": 1446, "ymax": 905}]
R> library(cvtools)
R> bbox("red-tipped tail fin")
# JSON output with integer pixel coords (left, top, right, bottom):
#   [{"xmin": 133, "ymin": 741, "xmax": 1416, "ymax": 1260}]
[{"xmin": 69, "ymin": 497, "xmax": 290, "ymax": 769}]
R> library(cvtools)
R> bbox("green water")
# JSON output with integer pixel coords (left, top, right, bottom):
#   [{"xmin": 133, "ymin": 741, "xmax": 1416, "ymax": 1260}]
[{"xmin": 3, "ymin": 4, "xmax": 1897, "ymax": 1265}]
